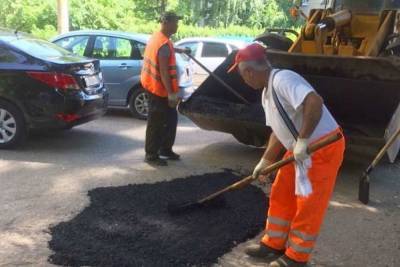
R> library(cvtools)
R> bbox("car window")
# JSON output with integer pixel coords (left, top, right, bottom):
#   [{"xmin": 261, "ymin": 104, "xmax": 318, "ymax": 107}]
[
  {"xmin": 92, "ymin": 36, "xmax": 133, "ymax": 59},
  {"xmin": 53, "ymin": 36, "xmax": 89, "ymax": 56},
  {"xmin": 177, "ymin": 42, "xmax": 198, "ymax": 57},
  {"xmin": 342, "ymin": 0, "xmax": 386, "ymax": 13},
  {"xmin": 0, "ymin": 45, "xmax": 28, "ymax": 64},
  {"xmin": 201, "ymin": 42, "xmax": 229, "ymax": 58},
  {"xmin": 8, "ymin": 38, "xmax": 72, "ymax": 58},
  {"xmin": 132, "ymin": 41, "xmax": 146, "ymax": 60},
  {"xmin": 115, "ymin": 38, "xmax": 132, "ymax": 58},
  {"xmin": 228, "ymin": 44, "xmax": 239, "ymax": 51}
]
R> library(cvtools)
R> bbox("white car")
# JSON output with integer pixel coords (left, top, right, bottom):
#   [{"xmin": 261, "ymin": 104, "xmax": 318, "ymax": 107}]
[{"xmin": 175, "ymin": 37, "xmax": 249, "ymax": 74}]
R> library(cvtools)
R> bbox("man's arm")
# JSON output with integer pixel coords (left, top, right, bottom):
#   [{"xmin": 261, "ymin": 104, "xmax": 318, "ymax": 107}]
[
  {"xmin": 158, "ymin": 54, "xmax": 173, "ymax": 95},
  {"xmin": 252, "ymin": 132, "xmax": 285, "ymax": 181},
  {"xmin": 262, "ymin": 132, "xmax": 285, "ymax": 162},
  {"xmin": 298, "ymin": 92, "xmax": 323, "ymax": 139}
]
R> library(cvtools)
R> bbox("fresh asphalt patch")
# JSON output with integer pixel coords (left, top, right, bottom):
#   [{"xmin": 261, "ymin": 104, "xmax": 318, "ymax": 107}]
[{"xmin": 48, "ymin": 171, "xmax": 268, "ymax": 266}]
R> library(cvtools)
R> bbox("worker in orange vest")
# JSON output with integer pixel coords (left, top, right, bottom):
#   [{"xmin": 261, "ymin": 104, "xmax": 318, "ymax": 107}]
[
  {"xmin": 141, "ymin": 11, "xmax": 189, "ymax": 166},
  {"xmin": 228, "ymin": 43, "xmax": 345, "ymax": 267}
]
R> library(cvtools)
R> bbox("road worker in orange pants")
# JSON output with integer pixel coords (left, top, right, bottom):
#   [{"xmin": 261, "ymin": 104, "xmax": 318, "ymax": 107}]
[{"xmin": 228, "ymin": 43, "xmax": 345, "ymax": 267}]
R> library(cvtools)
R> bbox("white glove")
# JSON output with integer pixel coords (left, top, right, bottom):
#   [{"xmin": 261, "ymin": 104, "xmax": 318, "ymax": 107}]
[
  {"xmin": 293, "ymin": 138, "xmax": 309, "ymax": 162},
  {"xmin": 252, "ymin": 158, "xmax": 271, "ymax": 181}
]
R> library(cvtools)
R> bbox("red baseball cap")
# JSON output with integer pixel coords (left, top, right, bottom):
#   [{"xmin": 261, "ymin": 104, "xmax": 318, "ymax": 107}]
[{"xmin": 227, "ymin": 43, "xmax": 267, "ymax": 73}]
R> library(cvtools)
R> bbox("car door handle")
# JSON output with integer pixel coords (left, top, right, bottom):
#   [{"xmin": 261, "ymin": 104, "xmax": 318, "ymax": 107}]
[{"xmin": 118, "ymin": 63, "xmax": 132, "ymax": 69}]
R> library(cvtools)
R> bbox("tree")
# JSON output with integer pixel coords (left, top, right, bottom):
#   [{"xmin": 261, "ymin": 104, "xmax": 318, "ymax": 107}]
[
  {"xmin": 0, "ymin": 0, "xmax": 299, "ymax": 40},
  {"xmin": 57, "ymin": 0, "xmax": 69, "ymax": 34}
]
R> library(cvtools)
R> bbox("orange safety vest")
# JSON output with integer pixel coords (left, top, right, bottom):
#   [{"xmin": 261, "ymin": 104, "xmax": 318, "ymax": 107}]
[{"xmin": 141, "ymin": 31, "xmax": 179, "ymax": 98}]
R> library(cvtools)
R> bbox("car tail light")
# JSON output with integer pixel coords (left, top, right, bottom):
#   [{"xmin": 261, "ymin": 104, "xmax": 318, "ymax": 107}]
[
  {"xmin": 55, "ymin": 113, "xmax": 81, "ymax": 122},
  {"xmin": 27, "ymin": 72, "xmax": 81, "ymax": 90}
]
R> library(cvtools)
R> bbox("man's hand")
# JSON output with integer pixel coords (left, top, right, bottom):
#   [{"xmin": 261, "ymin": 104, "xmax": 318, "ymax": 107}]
[
  {"xmin": 293, "ymin": 138, "xmax": 309, "ymax": 161},
  {"xmin": 252, "ymin": 158, "xmax": 273, "ymax": 183},
  {"xmin": 168, "ymin": 92, "xmax": 179, "ymax": 108}
]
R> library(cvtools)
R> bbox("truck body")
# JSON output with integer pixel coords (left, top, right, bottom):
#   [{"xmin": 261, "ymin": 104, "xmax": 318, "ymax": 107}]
[{"xmin": 179, "ymin": 0, "xmax": 400, "ymax": 154}]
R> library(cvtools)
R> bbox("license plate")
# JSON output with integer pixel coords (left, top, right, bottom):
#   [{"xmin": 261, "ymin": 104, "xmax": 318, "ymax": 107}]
[{"xmin": 84, "ymin": 74, "xmax": 101, "ymax": 87}]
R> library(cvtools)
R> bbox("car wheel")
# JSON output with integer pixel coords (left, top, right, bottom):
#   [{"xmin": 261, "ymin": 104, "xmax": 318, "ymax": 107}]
[
  {"xmin": 129, "ymin": 88, "xmax": 149, "ymax": 120},
  {"xmin": 0, "ymin": 99, "xmax": 27, "ymax": 149}
]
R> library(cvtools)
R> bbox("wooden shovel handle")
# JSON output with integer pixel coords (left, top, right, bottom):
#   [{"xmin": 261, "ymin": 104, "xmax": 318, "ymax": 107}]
[
  {"xmin": 185, "ymin": 52, "xmax": 250, "ymax": 105},
  {"xmin": 198, "ymin": 132, "xmax": 343, "ymax": 203},
  {"xmin": 261, "ymin": 132, "xmax": 343, "ymax": 175},
  {"xmin": 370, "ymin": 127, "xmax": 400, "ymax": 169}
]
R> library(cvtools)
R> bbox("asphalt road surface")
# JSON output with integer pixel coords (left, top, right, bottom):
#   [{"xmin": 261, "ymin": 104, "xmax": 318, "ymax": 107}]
[{"xmin": 1, "ymin": 109, "xmax": 399, "ymax": 266}]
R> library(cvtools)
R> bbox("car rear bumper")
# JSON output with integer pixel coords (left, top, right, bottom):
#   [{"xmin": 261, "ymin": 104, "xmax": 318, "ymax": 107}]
[{"xmin": 28, "ymin": 88, "xmax": 109, "ymax": 130}]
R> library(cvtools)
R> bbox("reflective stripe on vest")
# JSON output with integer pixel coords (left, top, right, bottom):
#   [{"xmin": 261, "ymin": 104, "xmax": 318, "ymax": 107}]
[
  {"xmin": 143, "ymin": 58, "xmax": 177, "ymax": 71},
  {"xmin": 142, "ymin": 67, "xmax": 177, "ymax": 81},
  {"xmin": 140, "ymin": 31, "xmax": 178, "ymax": 97}
]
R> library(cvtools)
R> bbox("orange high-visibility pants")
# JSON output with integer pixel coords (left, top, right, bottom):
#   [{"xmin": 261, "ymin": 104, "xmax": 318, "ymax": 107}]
[{"xmin": 262, "ymin": 128, "xmax": 345, "ymax": 263}]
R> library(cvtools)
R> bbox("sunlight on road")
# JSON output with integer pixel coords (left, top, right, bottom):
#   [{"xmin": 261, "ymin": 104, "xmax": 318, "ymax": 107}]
[{"xmin": 329, "ymin": 200, "xmax": 379, "ymax": 213}]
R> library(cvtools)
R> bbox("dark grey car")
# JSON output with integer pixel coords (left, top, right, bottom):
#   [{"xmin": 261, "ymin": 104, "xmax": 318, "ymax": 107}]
[{"xmin": 51, "ymin": 30, "xmax": 194, "ymax": 119}]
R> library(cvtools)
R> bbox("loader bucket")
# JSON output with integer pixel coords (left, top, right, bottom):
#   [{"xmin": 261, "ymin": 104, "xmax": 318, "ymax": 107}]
[
  {"xmin": 178, "ymin": 52, "xmax": 271, "ymax": 147},
  {"xmin": 179, "ymin": 50, "xmax": 400, "ymax": 147}
]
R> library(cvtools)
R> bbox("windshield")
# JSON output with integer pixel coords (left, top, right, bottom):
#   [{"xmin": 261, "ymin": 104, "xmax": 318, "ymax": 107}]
[
  {"xmin": 9, "ymin": 37, "xmax": 72, "ymax": 58},
  {"xmin": 337, "ymin": 0, "xmax": 400, "ymax": 13}
]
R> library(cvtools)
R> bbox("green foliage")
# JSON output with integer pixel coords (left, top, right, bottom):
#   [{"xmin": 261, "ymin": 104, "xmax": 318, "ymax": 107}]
[
  {"xmin": 69, "ymin": 0, "xmax": 136, "ymax": 31},
  {"xmin": 0, "ymin": 0, "xmax": 301, "ymax": 40},
  {"xmin": 0, "ymin": 0, "xmax": 57, "ymax": 33},
  {"xmin": 31, "ymin": 24, "xmax": 58, "ymax": 40}
]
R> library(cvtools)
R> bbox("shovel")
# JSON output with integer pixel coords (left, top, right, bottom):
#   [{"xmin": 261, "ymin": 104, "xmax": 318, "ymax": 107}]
[
  {"xmin": 168, "ymin": 132, "xmax": 343, "ymax": 215},
  {"xmin": 358, "ymin": 127, "xmax": 400, "ymax": 204}
]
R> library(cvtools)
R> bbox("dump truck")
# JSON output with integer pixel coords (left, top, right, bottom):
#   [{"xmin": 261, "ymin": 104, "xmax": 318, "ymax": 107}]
[{"xmin": 179, "ymin": 0, "xmax": 400, "ymax": 159}]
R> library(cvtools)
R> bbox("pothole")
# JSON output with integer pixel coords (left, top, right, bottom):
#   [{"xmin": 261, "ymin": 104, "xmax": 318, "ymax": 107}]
[{"xmin": 48, "ymin": 171, "xmax": 268, "ymax": 266}]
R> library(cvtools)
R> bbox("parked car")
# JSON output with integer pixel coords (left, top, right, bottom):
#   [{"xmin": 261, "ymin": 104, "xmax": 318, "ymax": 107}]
[
  {"xmin": 52, "ymin": 30, "xmax": 195, "ymax": 119},
  {"xmin": 175, "ymin": 37, "xmax": 249, "ymax": 74},
  {"xmin": 0, "ymin": 29, "xmax": 108, "ymax": 149}
]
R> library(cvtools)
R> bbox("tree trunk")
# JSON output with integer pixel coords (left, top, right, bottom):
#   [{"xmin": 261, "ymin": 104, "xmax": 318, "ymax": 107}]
[
  {"xmin": 57, "ymin": 0, "xmax": 69, "ymax": 34},
  {"xmin": 160, "ymin": 0, "xmax": 167, "ymax": 13}
]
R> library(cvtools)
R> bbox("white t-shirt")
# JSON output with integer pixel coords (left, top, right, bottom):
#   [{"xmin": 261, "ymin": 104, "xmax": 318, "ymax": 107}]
[{"xmin": 261, "ymin": 69, "xmax": 338, "ymax": 150}]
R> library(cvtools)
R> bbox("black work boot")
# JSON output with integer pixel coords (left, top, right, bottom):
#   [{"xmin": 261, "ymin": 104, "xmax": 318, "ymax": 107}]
[
  {"xmin": 144, "ymin": 154, "xmax": 168, "ymax": 166},
  {"xmin": 245, "ymin": 243, "xmax": 284, "ymax": 262},
  {"xmin": 159, "ymin": 150, "xmax": 180, "ymax": 160},
  {"xmin": 269, "ymin": 255, "xmax": 308, "ymax": 267}
]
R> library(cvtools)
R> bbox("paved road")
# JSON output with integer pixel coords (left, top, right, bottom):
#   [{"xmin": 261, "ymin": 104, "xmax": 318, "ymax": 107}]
[{"xmin": 0, "ymin": 110, "xmax": 399, "ymax": 266}]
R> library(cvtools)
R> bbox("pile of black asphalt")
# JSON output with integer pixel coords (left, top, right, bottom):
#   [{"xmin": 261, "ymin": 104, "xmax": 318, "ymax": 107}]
[{"xmin": 48, "ymin": 171, "xmax": 268, "ymax": 266}]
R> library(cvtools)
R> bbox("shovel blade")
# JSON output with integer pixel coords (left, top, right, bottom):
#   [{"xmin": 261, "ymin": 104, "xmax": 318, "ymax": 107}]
[
  {"xmin": 167, "ymin": 201, "xmax": 201, "ymax": 215},
  {"xmin": 358, "ymin": 174, "xmax": 370, "ymax": 204},
  {"xmin": 167, "ymin": 196, "xmax": 227, "ymax": 216}
]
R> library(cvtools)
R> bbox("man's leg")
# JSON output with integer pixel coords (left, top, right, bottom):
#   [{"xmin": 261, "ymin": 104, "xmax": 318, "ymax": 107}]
[
  {"xmin": 145, "ymin": 93, "xmax": 168, "ymax": 165},
  {"xmin": 283, "ymin": 138, "xmax": 345, "ymax": 264},
  {"xmin": 246, "ymin": 154, "xmax": 297, "ymax": 261},
  {"xmin": 159, "ymin": 105, "xmax": 179, "ymax": 159},
  {"xmin": 262, "ymin": 156, "xmax": 297, "ymax": 250}
]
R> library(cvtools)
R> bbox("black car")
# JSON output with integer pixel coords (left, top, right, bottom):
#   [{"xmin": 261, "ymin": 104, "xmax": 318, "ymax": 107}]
[{"xmin": 0, "ymin": 29, "xmax": 108, "ymax": 148}]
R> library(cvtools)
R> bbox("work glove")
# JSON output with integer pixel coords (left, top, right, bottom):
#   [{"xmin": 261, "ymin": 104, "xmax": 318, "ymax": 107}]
[
  {"xmin": 293, "ymin": 138, "xmax": 309, "ymax": 162},
  {"xmin": 252, "ymin": 158, "xmax": 272, "ymax": 183},
  {"xmin": 168, "ymin": 92, "xmax": 179, "ymax": 108}
]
